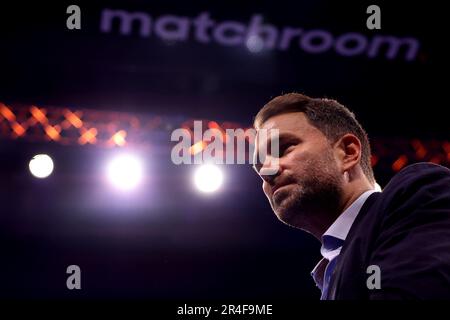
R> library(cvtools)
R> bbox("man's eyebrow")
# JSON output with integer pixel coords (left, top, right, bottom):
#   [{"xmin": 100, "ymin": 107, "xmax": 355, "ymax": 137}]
[
  {"xmin": 253, "ymin": 133, "xmax": 300, "ymax": 172},
  {"xmin": 260, "ymin": 133, "xmax": 300, "ymax": 156},
  {"xmin": 271, "ymin": 133, "xmax": 300, "ymax": 146}
]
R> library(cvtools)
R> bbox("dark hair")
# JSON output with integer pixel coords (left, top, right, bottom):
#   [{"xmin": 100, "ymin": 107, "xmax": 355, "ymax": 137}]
[{"xmin": 254, "ymin": 93, "xmax": 375, "ymax": 183}]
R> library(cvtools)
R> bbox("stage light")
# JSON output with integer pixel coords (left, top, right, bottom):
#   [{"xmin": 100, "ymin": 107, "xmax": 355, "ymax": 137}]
[
  {"xmin": 106, "ymin": 154, "xmax": 143, "ymax": 191},
  {"xmin": 194, "ymin": 164, "xmax": 224, "ymax": 193},
  {"xmin": 246, "ymin": 35, "xmax": 264, "ymax": 53},
  {"xmin": 29, "ymin": 154, "xmax": 54, "ymax": 178}
]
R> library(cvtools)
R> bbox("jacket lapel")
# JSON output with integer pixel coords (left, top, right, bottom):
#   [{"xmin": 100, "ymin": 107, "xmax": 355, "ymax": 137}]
[{"xmin": 326, "ymin": 192, "xmax": 381, "ymax": 299}]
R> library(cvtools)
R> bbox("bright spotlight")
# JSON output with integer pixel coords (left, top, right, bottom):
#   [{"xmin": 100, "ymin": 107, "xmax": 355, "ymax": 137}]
[
  {"xmin": 246, "ymin": 35, "xmax": 264, "ymax": 53},
  {"xmin": 107, "ymin": 154, "xmax": 144, "ymax": 191},
  {"xmin": 29, "ymin": 154, "xmax": 54, "ymax": 178},
  {"xmin": 194, "ymin": 164, "xmax": 224, "ymax": 193}
]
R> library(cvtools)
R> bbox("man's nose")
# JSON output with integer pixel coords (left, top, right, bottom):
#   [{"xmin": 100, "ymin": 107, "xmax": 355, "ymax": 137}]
[{"xmin": 259, "ymin": 156, "xmax": 280, "ymax": 184}]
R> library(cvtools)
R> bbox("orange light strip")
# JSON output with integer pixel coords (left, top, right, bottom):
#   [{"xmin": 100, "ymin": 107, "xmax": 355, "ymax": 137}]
[
  {"xmin": 78, "ymin": 128, "xmax": 98, "ymax": 145},
  {"xmin": 30, "ymin": 106, "xmax": 48, "ymax": 125},
  {"xmin": 0, "ymin": 102, "xmax": 449, "ymax": 173},
  {"xmin": 392, "ymin": 155, "xmax": 408, "ymax": 172},
  {"xmin": 110, "ymin": 130, "xmax": 127, "ymax": 147}
]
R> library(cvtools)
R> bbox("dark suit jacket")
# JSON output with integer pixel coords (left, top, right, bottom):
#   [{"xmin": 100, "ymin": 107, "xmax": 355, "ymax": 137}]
[{"xmin": 327, "ymin": 162, "xmax": 450, "ymax": 299}]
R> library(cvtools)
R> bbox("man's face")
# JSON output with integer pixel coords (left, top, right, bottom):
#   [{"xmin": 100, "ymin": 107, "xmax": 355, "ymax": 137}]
[{"xmin": 254, "ymin": 112, "xmax": 344, "ymax": 230}]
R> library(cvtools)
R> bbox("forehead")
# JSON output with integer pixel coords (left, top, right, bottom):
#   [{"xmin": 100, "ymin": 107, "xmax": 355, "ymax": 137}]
[{"xmin": 258, "ymin": 112, "xmax": 320, "ymax": 137}]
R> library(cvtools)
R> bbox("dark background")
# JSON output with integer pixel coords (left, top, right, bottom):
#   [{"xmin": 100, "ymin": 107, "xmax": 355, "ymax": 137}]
[{"xmin": 0, "ymin": 0, "xmax": 447, "ymax": 300}]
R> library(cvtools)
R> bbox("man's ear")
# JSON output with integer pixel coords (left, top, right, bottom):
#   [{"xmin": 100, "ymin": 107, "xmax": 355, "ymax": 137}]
[{"xmin": 334, "ymin": 133, "xmax": 362, "ymax": 172}]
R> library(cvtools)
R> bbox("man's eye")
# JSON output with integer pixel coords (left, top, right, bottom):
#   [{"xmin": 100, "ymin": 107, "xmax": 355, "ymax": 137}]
[{"xmin": 280, "ymin": 144, "xmax": 293, "ymax": 155}]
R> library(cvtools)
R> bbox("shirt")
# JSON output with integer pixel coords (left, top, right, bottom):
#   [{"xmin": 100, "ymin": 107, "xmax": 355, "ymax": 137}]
[{"xmin": 311, "ymin": 189, "xmax": 377, "ymax": 292}]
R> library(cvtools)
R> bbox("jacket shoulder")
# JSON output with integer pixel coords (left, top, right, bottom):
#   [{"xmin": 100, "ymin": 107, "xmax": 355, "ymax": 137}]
[
  {"xmin": 385, "ymin": 162, "xmax": 450, "ymax": 189},
  {"xmin": 379, "ymin": 162, "xmax": 450, "ymax": 212}
]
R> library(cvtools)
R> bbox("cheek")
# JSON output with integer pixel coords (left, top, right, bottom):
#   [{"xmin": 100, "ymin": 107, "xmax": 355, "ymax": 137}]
[
  {"xmin": 284, "ymin": 149, "xmax": 307, "ymax": 168},
  {"xmin": 281, "ymin": 149, "xmax": 317, "ymax": 178}
]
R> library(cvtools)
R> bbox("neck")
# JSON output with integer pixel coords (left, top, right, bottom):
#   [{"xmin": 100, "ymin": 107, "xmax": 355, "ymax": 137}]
[
  {"xmin": 339, "ymin": 181, "xmax": 373, "ymax": 218},
  {"xmin": 305, "ymin": 175, "xmax": 374, "ymax": 242}
]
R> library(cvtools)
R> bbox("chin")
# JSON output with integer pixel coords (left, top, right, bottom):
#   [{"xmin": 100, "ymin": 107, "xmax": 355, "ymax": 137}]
[
  {"xmin": 272, "ymin": 190, "xmax": 309, "ymax": 228},
  {"xmin": 273, "ymin": 202, "xmax": 299, "ymax": 226}
]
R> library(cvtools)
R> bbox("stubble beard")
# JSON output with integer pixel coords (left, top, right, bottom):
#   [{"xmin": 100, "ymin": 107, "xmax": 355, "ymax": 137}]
[{"xmin": 272, "ymin": 158, "xmax": 343, "ymax": 230}]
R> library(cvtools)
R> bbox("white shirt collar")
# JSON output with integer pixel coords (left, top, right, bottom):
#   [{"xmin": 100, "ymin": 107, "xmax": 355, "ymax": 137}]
[{"xmin": 322, "ymin": 189, "xmax": 377, "ymax": 242}]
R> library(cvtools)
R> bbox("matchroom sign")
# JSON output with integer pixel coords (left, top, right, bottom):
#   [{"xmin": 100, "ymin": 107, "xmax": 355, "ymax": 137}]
[{"xmin": 98, "ymin": 8, "xmax": 420, "ymax": 61}]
